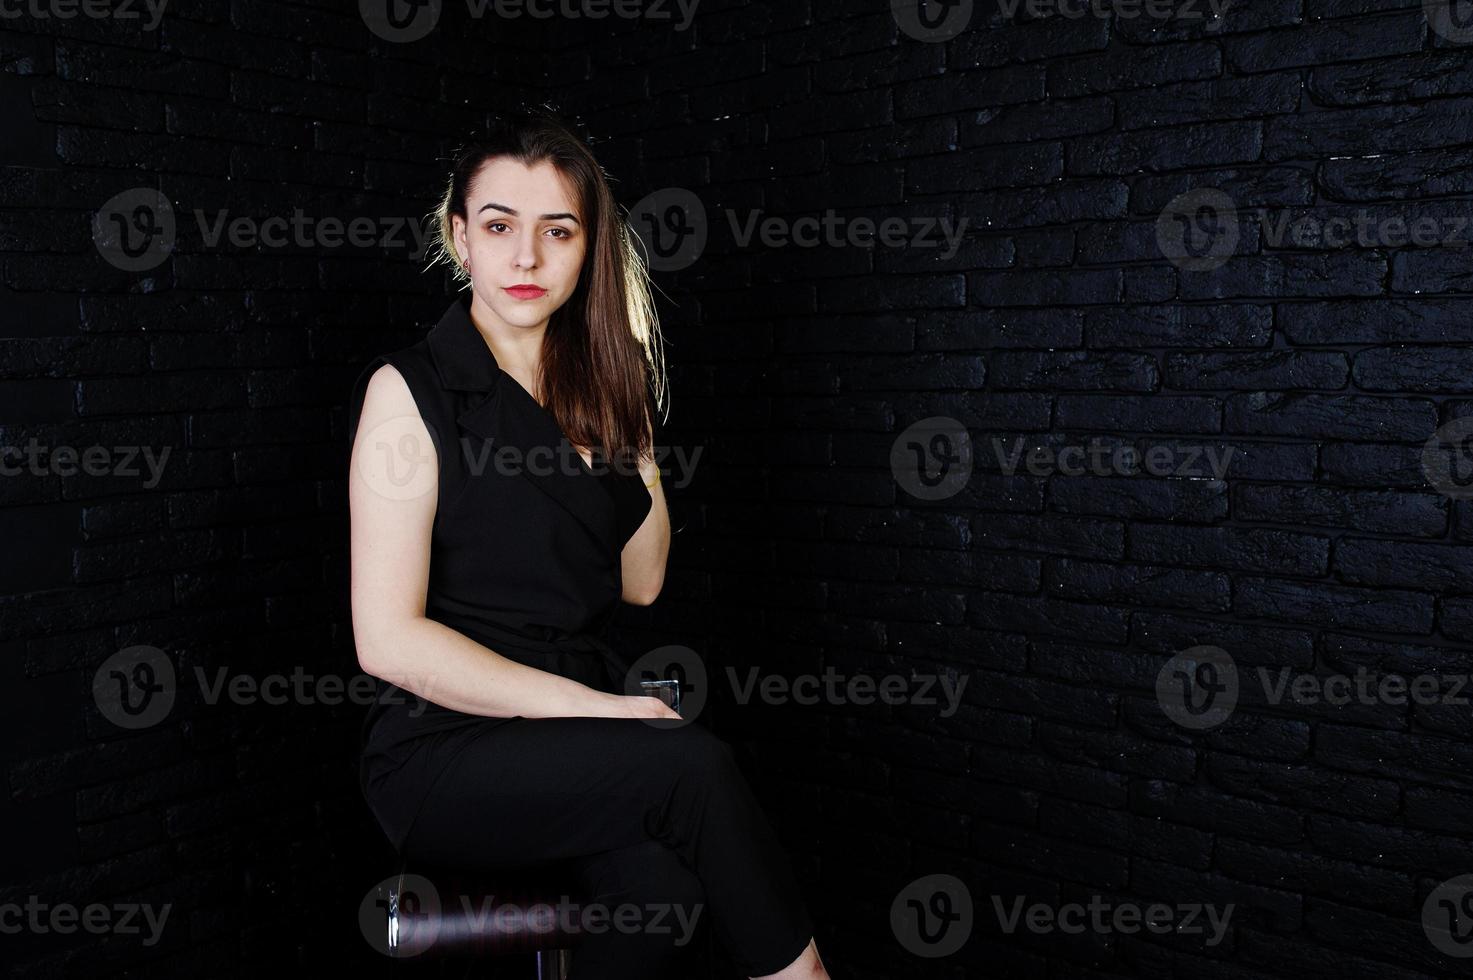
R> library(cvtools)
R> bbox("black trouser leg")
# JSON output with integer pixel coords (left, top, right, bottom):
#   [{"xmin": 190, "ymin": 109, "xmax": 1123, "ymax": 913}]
[
  {"xmin": 398, "ymin": 717, "xmax": 814, "ymax": 978},
  {"xmin": 558, "ymin": 839, "xmax": 705, "ymax": 979}
]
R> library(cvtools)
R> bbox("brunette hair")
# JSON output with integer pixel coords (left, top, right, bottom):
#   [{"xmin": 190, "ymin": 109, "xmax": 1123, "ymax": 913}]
[{"xmin": 427, "ymin": 105, "xmax": 667, "ymax": 464}]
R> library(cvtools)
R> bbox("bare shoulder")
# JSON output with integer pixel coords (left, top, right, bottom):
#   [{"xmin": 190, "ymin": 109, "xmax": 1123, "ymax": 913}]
[
  {"xmin": 361, "ymin": 362, "xmax": 414, "ymax": 414},
  {"xmin": 351, "ymin": 361, "xmax": 438, "ymax": 481},
  {"xmin": 355, "ymin": 362, "xmax": 429, "ymax": 439}
]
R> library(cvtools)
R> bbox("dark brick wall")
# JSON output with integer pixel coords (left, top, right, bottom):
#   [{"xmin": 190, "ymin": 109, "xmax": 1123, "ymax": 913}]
[
  {"xmin": 4, "ymin": 1, "xmax": 1473, "ymax": 977},
  {"xmin": 1, "ymin": 2, "xmax": 548, "ymax": 974}
]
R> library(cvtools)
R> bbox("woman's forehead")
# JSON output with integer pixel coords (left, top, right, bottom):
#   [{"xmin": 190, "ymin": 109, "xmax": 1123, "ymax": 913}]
[{"xmin": 467, "ymin": 158, "xmax": 580, "ymax": 219}]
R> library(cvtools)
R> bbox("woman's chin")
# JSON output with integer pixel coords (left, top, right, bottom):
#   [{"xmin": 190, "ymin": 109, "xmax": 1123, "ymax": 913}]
[{"xmin": 480, "ymin": 295, "xmax": 555, "ymax": 328}]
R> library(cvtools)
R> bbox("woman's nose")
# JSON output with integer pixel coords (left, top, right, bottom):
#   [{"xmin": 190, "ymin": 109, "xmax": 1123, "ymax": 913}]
[{"xmin": 513, "ymin": 232, "xmax": 539, "ymax": 270}]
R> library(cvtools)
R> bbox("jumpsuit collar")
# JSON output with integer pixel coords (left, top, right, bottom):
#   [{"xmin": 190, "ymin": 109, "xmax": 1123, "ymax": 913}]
[
  {"xmin": 424, "ymin": 295, "xmax": 620, "ymax": 555},
  {"xmin": 426, "ymin": 293, "xmax": 502, "ymax": 393}
]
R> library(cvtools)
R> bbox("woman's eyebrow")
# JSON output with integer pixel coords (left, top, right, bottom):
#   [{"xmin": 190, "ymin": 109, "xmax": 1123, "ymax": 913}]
[{"xmin": 476, "ymin": 201, "xmax": 581, "ymax": 224}]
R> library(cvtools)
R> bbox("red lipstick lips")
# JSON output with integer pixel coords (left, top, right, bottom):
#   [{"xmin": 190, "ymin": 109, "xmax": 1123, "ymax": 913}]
[{"xmin": 504, "ymin": 284, "xmax": 547, "ymax": 300}]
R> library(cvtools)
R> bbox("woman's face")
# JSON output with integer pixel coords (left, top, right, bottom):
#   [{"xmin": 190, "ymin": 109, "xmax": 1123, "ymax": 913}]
[{"xmin": 452, "ymin": 157, "xmax": 586, "ymax": 334}]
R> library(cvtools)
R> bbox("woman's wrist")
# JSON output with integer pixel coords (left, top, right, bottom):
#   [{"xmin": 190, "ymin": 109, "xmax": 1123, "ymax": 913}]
[
  {"xmin": 580, "ymin": 686, "xmax": 627, "ymax": 719},
  {"xmin": 526, "ymin": 679, "xmax": 623, "ymax": 719},
  {"xmin": 638, "ymin": 454, "xmax": 661, "ymax": 489}
]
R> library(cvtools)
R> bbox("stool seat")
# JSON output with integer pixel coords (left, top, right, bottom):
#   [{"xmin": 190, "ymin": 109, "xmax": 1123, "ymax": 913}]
[{"xmin": 376, "ymin": 862, "xmax": 583, "ymax": 960}]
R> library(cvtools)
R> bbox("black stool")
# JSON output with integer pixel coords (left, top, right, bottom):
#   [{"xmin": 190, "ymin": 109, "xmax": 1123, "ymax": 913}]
[
  {"xmin": 370, "ymin": 860, "xmax": 580, "ymax": 978},
  {"xmin": 366, "ymin": 858, "xmax": 717, "ymax": 977}
]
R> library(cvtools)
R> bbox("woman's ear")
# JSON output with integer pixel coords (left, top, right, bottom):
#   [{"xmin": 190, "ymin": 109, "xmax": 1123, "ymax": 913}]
[{"xmin": 451, "ymin": 214, "xmax": 469, "ymax": 268}]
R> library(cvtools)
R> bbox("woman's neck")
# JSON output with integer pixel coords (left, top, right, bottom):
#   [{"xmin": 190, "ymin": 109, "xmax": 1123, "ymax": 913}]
[{"xmin": 467, "ymin": 292, "xmax": 547, "ymax": 397}]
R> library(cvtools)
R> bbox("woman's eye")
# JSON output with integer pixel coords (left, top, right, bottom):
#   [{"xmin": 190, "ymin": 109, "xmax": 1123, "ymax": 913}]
[
  {"xmin": 547, "ymin": 227, "xmax": 572, "ymax": 239},
  {"xmin": 487, "ymin": 221, "xmax": 509, "ymax": 233}
]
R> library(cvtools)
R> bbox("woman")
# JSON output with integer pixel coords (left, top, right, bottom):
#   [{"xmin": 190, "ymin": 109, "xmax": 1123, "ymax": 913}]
[{"xmin": 345, "ymin": 108, "xmax": 830, "ymax": 980}]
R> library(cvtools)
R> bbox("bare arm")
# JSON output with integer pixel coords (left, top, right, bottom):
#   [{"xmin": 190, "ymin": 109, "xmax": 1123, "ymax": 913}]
[
  {"xmin": 349, "ymin": 363, "xmax": 675, "ymax": 719},
  {"xmin": 619, "ymin": 413, "xmax": 671, "ymax": 605}
]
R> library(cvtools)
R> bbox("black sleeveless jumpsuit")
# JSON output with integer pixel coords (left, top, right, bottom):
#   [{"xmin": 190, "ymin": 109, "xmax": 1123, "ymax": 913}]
[{"xmin": 345, "ymin": 296, "xmax": 814, "ymax": 978}]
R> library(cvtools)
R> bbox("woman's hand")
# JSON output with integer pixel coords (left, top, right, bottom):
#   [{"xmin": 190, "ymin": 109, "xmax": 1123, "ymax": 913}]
[
  {"xmin": 609, "ymin": 693, "xmax": 682, "ymax": 720},
  {"xmin": 636, "ymin": 445, "xmax": 660, "ymax": 487},
  {"xmin": 619, "ymin": 410, "xmax": 671, "ymax": 606}
]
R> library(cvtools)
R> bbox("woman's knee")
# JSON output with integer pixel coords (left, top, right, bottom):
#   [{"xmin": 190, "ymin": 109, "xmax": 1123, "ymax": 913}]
[
  {"xmin": 629, "ymin": 724, "xmax": 749, "ymax": 842},
  {"xmin": 576, "ymin": 841, "xmax": 706, "ymax": 944},
  {"xmin": 633, "ymin": 852, "xmax": 705, "ymax": 924},
  {"xmin": 663, "ymin": 723, "xmax": 740, "ymax": 779}
]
